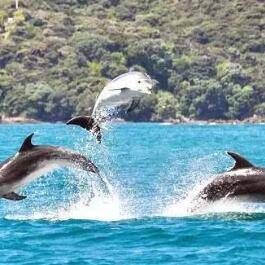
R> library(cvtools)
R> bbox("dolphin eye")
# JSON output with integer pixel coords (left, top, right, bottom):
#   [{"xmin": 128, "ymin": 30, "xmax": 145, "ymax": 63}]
[{"xmin": 138, "ymin": 81, "xmax": 141, "ymax": 83}]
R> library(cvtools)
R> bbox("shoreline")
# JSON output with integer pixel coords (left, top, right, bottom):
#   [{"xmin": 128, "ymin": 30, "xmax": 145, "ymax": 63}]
[
  {"xmin": 0, "ymin": 116, "xmax": 41, "ymax": 124},
  {"xmin": 159, "ymin": 115, "xmax": 265, "ymax": 125},
  {"xmin": 0, "ymin": 115, "xmax": 265, "ymax": 125}
]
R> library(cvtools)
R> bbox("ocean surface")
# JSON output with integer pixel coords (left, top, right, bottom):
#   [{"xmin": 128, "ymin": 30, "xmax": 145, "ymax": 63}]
[{"xmin": 0, "ymin": 123, "xmax": 265, "ymax": 264}]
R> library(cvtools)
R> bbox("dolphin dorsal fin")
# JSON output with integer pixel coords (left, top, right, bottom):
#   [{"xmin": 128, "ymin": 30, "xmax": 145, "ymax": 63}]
[
  {"xmin": 19, "ymin": 133, "xmax": 35, "ymax": 152},
  {"xmin": 227, "ymin": 151, "xmax": 254, "ymax": 171}
]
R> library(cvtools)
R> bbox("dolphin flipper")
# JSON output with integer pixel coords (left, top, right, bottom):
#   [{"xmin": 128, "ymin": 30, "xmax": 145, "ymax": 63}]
[{"xmin": 2, "ymin": 192, "xmax": 27, "ymax": 201}]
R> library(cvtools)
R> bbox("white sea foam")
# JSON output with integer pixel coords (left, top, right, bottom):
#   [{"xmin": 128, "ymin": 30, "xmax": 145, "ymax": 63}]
[
  {"xmin": 8, "ymin": 193, "xmax": 126, "ymax": 221},
  {"xmin": 162, "ymin": 179, "xmax": 265, "ymax": 218},
  {"xmin": 163, "ymin": 197, "xmax": 265, "ymax": 218}
]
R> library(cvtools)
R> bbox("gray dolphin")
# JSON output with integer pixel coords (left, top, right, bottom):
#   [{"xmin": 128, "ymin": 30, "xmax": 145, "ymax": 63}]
[
  {"xmin": 0, "ymin": 133, "xmax": 109, "ymax": 201},
  {"xmin": 194, "ymin": 152, "xmax": 265, "ymax": 205},
  {"xmin": 67, "ymin": 71, "xmax": 156, "ymax": 143}
]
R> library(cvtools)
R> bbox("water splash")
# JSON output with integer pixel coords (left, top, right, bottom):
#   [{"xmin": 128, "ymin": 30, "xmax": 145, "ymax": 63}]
[
  {"xmin": 7, "ymin": 191, "xmax": 127, "ymax": 221},
  {"xmin": 162, "ymin": 152, "xmax": 265, "ymax": 218},
  {"xmin": 4, "ymin": 134, "xmax": 265, "ymax": 222},
  {"xmin": 163, "ymin": 195, "xmax": 265, "ymax": 218}
]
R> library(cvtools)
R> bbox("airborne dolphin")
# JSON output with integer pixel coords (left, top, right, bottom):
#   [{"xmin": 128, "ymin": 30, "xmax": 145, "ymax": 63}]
[
  {"xmin": 0, "ymin": 133, "xmax": 109, "ymax": 201},
  {"xmin": 67, "ymin": 71, "xmax": 156, "ymax": 143},
  {"xmin": 193, "ymin": 152, "xmax": 265, "ymax": 207}
]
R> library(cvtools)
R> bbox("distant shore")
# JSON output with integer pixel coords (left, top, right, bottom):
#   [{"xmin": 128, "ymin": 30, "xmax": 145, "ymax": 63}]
[
  {"xmin": 0, "ymin": 115, "xmax": 265, "ymax": 125},
  {"xmin": 161, "ymin": 115, "xmax": 265, "ymax": 125},
  {"xmin": 0, "ymin": 116, "xmax": 40, "ymax": 124}
]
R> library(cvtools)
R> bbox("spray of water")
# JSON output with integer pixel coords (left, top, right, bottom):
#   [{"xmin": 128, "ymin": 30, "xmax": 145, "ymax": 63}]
[
  {"xmin": 4, "ymin": 128, "xmax": 265, "ymax": 221},
  {"xmin": 162, "ymin": 152, "xmax": 265, "ymax": 218}
]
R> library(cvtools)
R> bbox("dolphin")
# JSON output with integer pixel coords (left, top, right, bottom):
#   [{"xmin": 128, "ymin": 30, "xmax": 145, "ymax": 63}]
[
  {"xmin": 193, "ymin": 152, "xmax": 265, "ymax": 207},
  {"xmin": 67, "ymin": 71, "xmax": 156, "ymax": 143},
  {"xmin": 0, "ymin": 133, "xmax": 109, "ymax": 201}
]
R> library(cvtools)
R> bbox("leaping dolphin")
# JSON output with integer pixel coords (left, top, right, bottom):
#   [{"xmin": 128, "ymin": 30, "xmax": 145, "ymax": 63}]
[
  {"xmin": 0, "ymin": 133, "xmax": 109, "ymax": 201},
  {"xmin": 67, "ymin": 71, "xmax": 156, "ymax": 143},
  {"xmin": 193, "ymin": 152, "xmax": 265, "ymax": 208}
]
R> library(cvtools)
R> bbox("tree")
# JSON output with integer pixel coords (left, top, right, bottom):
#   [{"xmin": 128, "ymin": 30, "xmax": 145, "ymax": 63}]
[{"xmin": 153, "ymin": 91, "xmax": 178, "ymax": 120}]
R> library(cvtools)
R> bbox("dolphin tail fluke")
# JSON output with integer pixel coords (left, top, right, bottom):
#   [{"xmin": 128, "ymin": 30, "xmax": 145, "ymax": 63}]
[{"xmin": 66, "ymin": 116, "xmax": 101, "ymax": 143}]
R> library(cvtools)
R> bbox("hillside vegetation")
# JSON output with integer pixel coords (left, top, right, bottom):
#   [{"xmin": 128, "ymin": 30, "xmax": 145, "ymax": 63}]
[{"xmin": 0, "ymin": 0, "xmax": 264, "ymax": 122}]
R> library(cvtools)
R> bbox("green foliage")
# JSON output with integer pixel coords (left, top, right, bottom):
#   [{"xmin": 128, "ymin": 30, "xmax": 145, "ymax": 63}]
[
  {"xmin": 254, "ymin": 103, "xmax": 265, "ymax": 116},
  {"xmin": 0, "ymin": 10, "xmax": 8, "ymax": 27},
  {"xmin": 227, "ymin": 85, "xmax": 254, "ymax": 119},
  {"xmin": 0, "ymin": 0, "xmax": 264, "ymax": 122},
  {"xmin": 14, "ymin": 9, "xmax": 26, "ymax": 22},
  {"xmin": 88, "ymin": 61, "xmax": 102, "ymax": 77},
  {"xmin": 3, "ymin": 81, "xmax": 76, "ymax": 121},
  {"xmin": 179, "ymin": 79, "xmax": 228, "ymax": 119},
  {"xmin": 216, "ymin": 62, "xmax": 232, "ymax": 79},
  {"xmin": 154, "ymin": 91, "xmax": 178, "ymax": 120}
]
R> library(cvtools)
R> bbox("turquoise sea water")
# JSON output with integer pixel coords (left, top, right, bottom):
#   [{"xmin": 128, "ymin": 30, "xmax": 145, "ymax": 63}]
[{"xmin": 0, "ymin": 123, "xmax": 265, "ymax": 264}]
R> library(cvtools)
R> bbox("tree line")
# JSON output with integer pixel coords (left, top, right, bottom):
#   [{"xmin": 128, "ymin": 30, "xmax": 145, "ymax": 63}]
[{"xmin": 0, "ymin": 0, "xmax": 264, "ymax": 122}]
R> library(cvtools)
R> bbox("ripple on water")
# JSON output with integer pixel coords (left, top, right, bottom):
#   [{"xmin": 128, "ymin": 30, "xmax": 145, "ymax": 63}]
[{"xmin": 1, "ymin": 124, "xmax": 265, "ymax": 264}]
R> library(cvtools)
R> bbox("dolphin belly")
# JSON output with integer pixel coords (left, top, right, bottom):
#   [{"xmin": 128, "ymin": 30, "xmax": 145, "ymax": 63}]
[
  {"xmin": 96, "ymin": 92, "xmax": 139, "ymax": 113},
  {"xmin": 0, "ymin": 160, "xmax": 66, "ymax": 197}
]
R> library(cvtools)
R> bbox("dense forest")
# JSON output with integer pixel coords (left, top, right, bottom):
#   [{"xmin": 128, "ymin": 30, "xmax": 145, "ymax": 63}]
[{"xmin": 0, "ymin": 0, "xmax": 264, "ymax": 122}]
